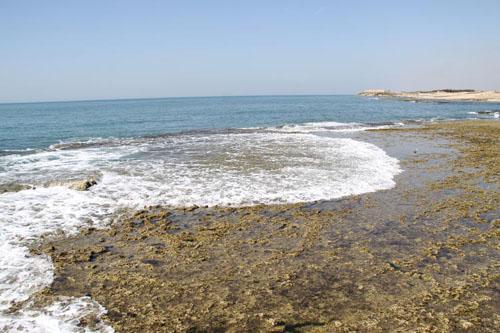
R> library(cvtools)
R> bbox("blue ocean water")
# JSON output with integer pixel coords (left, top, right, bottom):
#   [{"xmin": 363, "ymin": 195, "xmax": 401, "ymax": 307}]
[{"xmin": 1, "ymin": 95, "xmax": 499, "ymax": 151}]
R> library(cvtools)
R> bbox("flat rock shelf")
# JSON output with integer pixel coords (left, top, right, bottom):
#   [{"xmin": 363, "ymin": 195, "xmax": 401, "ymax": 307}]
[{"xmin": 29, "ymin": 121, "xmax": 500, "ymax": 332}]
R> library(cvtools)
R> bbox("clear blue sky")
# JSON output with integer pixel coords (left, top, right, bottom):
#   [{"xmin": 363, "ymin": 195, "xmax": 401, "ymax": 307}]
[{"xmin": 1, "ymin": 0, "xmax": 499, "ymax": 102}]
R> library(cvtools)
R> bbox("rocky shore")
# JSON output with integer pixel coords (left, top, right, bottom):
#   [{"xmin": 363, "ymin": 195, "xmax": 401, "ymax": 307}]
[
  {"xmin": 0, "ymin": 176, "xmax": 99, "ymax": 194},
  {"xmin": 28, "ymin": 121, "xmax": 499, "ymax": 332},
  {"xmin": 359, "ymin": 89, "xmax": 500, "ymax": 103}
]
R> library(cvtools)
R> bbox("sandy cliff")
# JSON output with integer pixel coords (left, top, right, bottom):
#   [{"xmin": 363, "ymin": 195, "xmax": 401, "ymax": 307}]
[{"xmin": 359, "ymin": 89, "xmax": 500, "ymax": 102}]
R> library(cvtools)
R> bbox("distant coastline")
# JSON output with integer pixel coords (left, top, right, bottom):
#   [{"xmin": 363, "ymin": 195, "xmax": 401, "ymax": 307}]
[{"xmin": 359, "ymin": 89, "xmax": 500, "ymax": 103}]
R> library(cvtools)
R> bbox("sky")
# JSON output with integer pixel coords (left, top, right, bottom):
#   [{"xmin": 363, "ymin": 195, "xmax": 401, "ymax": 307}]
[{"xmin": 1, "ymin": 0, "xmax": 499, "ymax": 103}]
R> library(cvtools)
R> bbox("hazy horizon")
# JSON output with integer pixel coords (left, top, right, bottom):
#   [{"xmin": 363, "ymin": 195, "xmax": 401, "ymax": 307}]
[
  {"xmin": 2, "ymin": 0, "xmax": 500, "ymax": 103},
  {"xmin": 0, "ymin": 93, "xmax": 361, "ymax": 105}
]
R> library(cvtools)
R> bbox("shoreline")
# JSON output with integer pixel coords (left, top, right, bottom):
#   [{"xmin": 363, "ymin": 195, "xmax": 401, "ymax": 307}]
[
  {"xmin": 359, "ymin": 89, "xmax": 500, "ymax": 103},
  {"xmin": 28, "ymin": 120, "xmax": 500, "ymax": 332}
]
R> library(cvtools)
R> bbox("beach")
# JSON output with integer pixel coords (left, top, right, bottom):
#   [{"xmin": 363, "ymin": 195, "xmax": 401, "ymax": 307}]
[
  {"xmin": 26, "ymin": 120, "xmax": 499, "ymax": 332},
  {"xmin": 359, "ymin": 89, "xmax": 500, "ymax": 103},
  {"xmin": 3, "ymin": 1, "xmax": 500, "ymax": 332}
]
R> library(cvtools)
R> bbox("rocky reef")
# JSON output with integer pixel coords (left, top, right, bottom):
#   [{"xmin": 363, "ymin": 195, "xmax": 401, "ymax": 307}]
[
  {"xmin": 28, "ymin": 121, "xmax": 499, "ymax": 332},
  {"xmin": 0, "ymin": 176, "xmax": 99, "ymax": 194}
]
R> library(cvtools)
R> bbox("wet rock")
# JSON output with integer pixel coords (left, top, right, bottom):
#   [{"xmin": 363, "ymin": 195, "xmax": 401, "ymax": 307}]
[
  {"xmin": 0, "ymin": 182, "xmax": 34, "ymax": 194},
  {"xmin": 70, "ymin": 178, "xmax": 98, "ymax": 191},
  {"xmin": 185, "ymin": 205, "xmax": 199, "ymax": 212},
  {"xmin": 269, "ymin": 325, "xmax": 286, "ymax": 333},
  {"xmin": 477, "ymin": 110, "xmax": 499, "ymax": 114},
  {"xmin": 459, "ymin": 320, "xmax": 474, "ymax": 330},
  {"xmin": 388, "ymin": 261, "xmax": 401, "ymax": 271},
  {"xmin": 142, "ymin": 259, "xmax": 161, "ymax": 267}
]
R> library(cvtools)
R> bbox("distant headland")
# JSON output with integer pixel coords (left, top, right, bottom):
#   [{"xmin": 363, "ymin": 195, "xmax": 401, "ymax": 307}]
[{"xmin": 359, "ymin": 89, "xmax": 500, "ymax": 103}]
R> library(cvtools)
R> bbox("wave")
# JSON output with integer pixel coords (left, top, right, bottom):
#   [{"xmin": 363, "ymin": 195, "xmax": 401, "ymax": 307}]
[
  {"xmin": 6, "ymin": 116, "xmax": 486, "ymax": 157},
  {"xmin": 0, "ymin": 148, "xmax": 40, "ymax": 157},
  {"xmin": 1, "ymin": 131, "xmax": 402, "ymax": 206},
  {"xmin": 265, "ymin": 120, "xmax": 406, "ymax": 133},
  {"xmin": 1, "ymin": 120, "xmax": 414, "ymax": 156}
]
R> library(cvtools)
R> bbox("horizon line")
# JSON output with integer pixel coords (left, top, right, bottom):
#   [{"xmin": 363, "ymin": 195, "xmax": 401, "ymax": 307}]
[{"xmin": 0, "ymin": 93, "xmax": 359, "ymax": 106}]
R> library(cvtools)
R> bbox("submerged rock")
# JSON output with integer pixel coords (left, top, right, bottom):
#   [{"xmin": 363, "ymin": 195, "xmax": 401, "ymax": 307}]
[
  {"xmin": 477, "ymin": 110, "xmax": 499, "ymax": 114},
  {"xmin": 0, "ymin": 182, "xmax": 34, "ymax": 194}
]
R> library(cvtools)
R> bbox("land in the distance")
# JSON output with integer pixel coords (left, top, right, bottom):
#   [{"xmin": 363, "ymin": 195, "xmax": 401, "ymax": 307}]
[{"xmin": 359, "ymin": 89, "xmax": 500, "ymax": 102}]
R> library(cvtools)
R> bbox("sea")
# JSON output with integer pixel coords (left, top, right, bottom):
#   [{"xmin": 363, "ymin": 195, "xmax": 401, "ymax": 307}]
[{"xmin": 0, "ymin": 95, "xmax": 499, "ymax": 332}]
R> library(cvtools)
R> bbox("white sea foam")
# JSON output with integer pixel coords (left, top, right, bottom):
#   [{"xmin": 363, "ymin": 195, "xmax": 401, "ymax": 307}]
[
  {"xmin": 0, "ymin": 187, "xmax": 115, "ymax": 332},
  {"xmin": 269, "ymin": 121, "xmax": 402, "ymax": 133},
  {"xmin": 0, "ymin": 130, "xmax": 401, "ymax": 331},
  {"xmin": 0, "ymin": 296, "xmax": 112, "ymax": 333}
]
